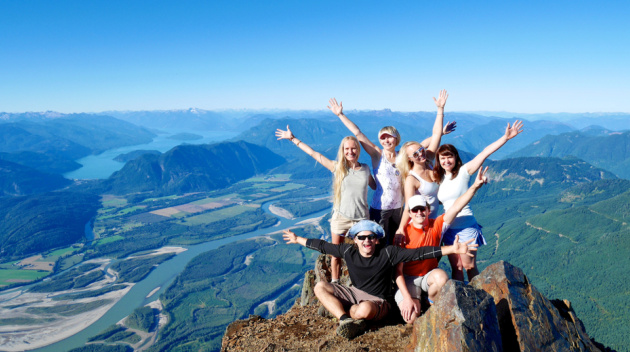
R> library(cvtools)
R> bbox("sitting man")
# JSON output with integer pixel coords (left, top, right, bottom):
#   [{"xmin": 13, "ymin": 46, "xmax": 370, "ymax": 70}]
[
  {"xmin": 395, "ymin": 166, "xmax": 488, "ymax": 324},
  {"xmin": 282, "ymin": 219, "xmax": 478, "ymax": 339}
]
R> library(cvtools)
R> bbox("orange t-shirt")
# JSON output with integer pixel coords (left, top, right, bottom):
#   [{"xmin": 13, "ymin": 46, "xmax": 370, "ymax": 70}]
[{"xmin": 401, "ymin": 215, "xmax": 445, "ymax": 277}]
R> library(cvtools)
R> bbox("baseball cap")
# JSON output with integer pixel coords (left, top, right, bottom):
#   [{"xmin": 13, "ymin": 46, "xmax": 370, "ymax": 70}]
[{"xmin": 408, "ymin": 195, "xmax": 428, "ymax": 209}]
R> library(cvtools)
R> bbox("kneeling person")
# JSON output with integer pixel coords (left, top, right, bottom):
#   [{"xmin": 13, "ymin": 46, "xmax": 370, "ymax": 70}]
[
  {"xmin": 283, "ymin": 219, "xmax": 478, "ymax": 339},
  {"xmin": 395, "ymin": 167, "xmax": 488, "ymax": 324}
]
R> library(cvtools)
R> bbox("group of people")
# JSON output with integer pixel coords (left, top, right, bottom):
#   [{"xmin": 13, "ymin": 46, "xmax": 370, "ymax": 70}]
[{"xmin": 276, "ymin": 91, "xmax": 524, "ymax": 339}]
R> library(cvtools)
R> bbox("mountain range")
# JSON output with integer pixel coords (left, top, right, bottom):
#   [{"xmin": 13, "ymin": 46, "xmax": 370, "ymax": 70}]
[
  {"xmin": 1, "ymin": 108, "xmax": 629, "ymax": 351},
  {"xmin": 0, "ymin": 113, "xmax": 155, "ymax": 174}
]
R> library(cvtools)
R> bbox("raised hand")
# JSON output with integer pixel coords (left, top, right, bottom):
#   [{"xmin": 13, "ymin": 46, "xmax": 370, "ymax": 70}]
[
  {"xmin": 275, "ymin": 125, "xmax": 294, "ymax": 140},
  {"xmin": 327, "ymin": 98, "xmax": 344, "ymax": 116},
  {"xmin": 282, "ymin": 229, "xmax": 298, "ymax": 244},
  {"xmin": 443, "ymin": 121, "xmax": 457, "ymax": 135},
  {"xmin": 473, "ymin": 166, "xmax": 489, "ymax": 189},
  {"xmin": 505, "ymin": 120, "xmax": 524, "ymax": 140},
  {"xmin": 432, "ymin": 89, "xmax": 449, "ymax": 109},
  {"xmin": 451, "ymin": 235, "xmax": 478, "ymax": 257}
]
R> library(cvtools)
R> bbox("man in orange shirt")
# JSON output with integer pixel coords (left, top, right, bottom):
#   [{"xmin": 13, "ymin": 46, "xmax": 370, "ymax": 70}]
[{"xmin": 395, "ymin": 167, "xmax": 488, "ymax": 324}]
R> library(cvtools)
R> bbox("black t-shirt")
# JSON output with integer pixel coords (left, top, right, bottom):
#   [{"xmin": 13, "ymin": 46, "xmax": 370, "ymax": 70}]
[{"xmin": 306, "ymin": 239, "xmax": 442, "ymax": 299}]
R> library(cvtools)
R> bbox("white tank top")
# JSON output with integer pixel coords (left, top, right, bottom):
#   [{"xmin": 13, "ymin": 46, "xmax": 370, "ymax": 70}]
[
  {"xmin": 437, "ymin": 168, "xmax": 477, "ymax": 228},
  {"xmin": 409, "ymin": 170, "xmax": 439, "ymax": 219},
  {"xmin": 370, "ymin": 154, "xmax": 403, "ymax": 210}
]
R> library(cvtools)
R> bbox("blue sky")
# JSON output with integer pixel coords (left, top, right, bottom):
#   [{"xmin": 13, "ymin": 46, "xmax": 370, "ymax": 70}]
[{"xmin": 1, "ymin": 0, "xmax": 628, "ymax": 113}]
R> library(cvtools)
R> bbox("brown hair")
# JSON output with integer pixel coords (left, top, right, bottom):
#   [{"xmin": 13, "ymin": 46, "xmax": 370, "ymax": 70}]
[{"xmin": 433, "ymin": 144, "xmax": 463, "ymax": 184}]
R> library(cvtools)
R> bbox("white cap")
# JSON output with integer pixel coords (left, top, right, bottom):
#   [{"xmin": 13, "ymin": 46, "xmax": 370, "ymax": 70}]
[
  {"xmin": 378, "ymin": 130, "xmax": 395, "ymax": 139},
  {"xmin": 408, "ymin": 195, "xmax": 428, "ymax": 209}
]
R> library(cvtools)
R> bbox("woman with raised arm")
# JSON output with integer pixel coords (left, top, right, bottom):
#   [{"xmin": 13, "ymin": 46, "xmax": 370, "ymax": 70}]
[
  {"xmin": 275, "ymin": 127, "xmax": 376, "ymax": 283},
  {"xmin": 434, "ymin": 120, "xmax": 524, "ymax": 282},
  {"xmin": 393, "ymin": 90, "xmax": 449, "ymax": 245},
  {"xmin": 329, "ymin": 90, "xmax": 452, "ymax": 245}
]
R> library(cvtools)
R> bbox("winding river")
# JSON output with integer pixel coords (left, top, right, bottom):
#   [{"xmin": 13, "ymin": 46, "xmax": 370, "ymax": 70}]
[{"xmin": 33, "ymin": 202, "xmax": 330, "ymax": 352}]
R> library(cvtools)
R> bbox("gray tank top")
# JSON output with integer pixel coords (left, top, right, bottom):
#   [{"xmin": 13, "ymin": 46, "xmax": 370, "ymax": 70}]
[{"xmin": 336, "ymin": 163, "xmax": 370, "ymax": 220}]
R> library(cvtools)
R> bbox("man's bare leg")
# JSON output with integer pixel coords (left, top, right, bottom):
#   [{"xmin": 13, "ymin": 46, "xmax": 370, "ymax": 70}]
[
  {"xmin": 426, "ymin": 269, "xmax": 448, "ymax": 303},
  {"xmin": 349, "ymin": 301, "xmax": 378, "ymax": 320},
  {"xmin": 313, "ymin": 281, "xmax": 346, "ymax": 319}
]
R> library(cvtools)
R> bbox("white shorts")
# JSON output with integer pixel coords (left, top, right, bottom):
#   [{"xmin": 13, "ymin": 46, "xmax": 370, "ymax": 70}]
[{"xmin": 394, "ymin": 269, "xmax": 439, "ymax": 305}]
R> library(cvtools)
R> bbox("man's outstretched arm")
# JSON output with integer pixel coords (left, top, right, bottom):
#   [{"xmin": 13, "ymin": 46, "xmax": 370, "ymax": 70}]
[{"xmin": 283, "ymin": 229, "xmax": 345, "ymax": 258}]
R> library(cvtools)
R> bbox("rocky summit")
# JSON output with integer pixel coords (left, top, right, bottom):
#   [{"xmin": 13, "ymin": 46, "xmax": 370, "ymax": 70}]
[{"xmin": 221, "ymin": 259, "xmax": 607, "ymax": 352}]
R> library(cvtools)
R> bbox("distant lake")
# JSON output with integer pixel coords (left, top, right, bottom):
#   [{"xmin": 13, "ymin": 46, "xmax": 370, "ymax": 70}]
[{"xmin": 63, "ymin": 130, "xmax": 239, "ymax": 179}]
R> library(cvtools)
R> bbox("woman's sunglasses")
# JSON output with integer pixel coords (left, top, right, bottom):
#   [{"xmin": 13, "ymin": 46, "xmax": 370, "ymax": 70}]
[{"xmin": 412, "ymin": 147, "xmax": 425, "ymax": 159}]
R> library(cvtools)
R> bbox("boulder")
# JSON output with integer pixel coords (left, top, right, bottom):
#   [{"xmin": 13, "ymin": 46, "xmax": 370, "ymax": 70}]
[
  {"xmin": 300, "ymin": 254, "xmax": 351, "ymax": 307},
  {"xmin": 221, "ymin": 261, "xmax": 608, "ymax": 352},
  {"xmin": 470, "ymin": 261, "xmax": 600, "ymax": 352},
  {"xmin": 407, "ymin": 280, "xmax": 503, "ymax": 352}
]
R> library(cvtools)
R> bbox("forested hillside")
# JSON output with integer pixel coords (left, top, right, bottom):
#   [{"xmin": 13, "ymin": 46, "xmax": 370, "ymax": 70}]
[
  {"xmin": 509, "ymin": 130, "xmax": 630, "ymax": 178},
  {"xmin": 0, "ymin": 160, "xmax": 71, "ymax": 196},
  {"xmin": 474, "ymin": 156, "xmax": 617, "ymax": 203},
  {"xmin": 103, "ymin": 141, "xmax": 286, "ymax": 194},
  {"xmin": 0, "ymin": 151, "xmax": 82, "ymax": 174},
  {"xmin": 472, "ymin": 172, "xmax": 629, "ymax": 351},
  {"xmin": 0, "ymin": 192, "xmax": 100, "ymax": 261}
]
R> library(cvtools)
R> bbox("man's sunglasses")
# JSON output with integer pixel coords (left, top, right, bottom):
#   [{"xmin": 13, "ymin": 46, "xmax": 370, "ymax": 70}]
[
  {"xmin": 356, "ymin": 234, "xmax": 377, "ymax": 241},
  {"xmin": 412, "ymin": 147, "xmax": 425, "ymax": 159},
  {"xmin": 411, "ymin": 206, "xmax": 427, "ymax": 213}
]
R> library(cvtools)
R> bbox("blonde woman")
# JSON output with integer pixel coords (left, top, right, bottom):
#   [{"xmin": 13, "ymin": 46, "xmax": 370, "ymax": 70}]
[
  {"xmin": 328, "ymin": 98, "xmax": 402, "ymax": 245},
  {"xmin": 394, "ymin": 90, "xmax": 449, "ymax": 245},
  {"xmin": 329, "ymin": 91, "xmax": 453, "ymax": 245},
  {"xmin": 275, "ymin": 126, "xmax": 376, "ymax": 282}
]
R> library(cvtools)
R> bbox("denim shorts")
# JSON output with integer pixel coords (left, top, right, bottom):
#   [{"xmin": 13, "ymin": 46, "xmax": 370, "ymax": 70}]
[{"xmin": 441, "ymin": 223, "xmax": 486, "ymax": 246}]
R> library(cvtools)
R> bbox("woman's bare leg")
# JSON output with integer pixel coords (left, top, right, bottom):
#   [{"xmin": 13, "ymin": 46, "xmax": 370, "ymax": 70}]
[
  {"xmin": 331, "ymin": 233, "xmax": 342, "ymax": 281},
  {"xmin": 461, "ymin": 250, "xmax": 479, "ymax": 281},
  {"xmin": 447, "ymin": 253, "xmax": 465, "ymax": 281}
]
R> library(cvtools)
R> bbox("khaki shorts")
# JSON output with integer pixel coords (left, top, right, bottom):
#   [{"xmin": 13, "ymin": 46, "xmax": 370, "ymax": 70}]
[
  {"xmin": 330, "ymin": 212, "xmax": 360, "ymax": 236},
  {"xmin": 331, "ymin": 283, "xmax": 390, "ymax": 321}
]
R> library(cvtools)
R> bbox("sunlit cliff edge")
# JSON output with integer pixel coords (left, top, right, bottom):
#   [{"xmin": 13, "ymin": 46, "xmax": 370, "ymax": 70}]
[{"xmin": 221, "ymin": 260, "xmax": 611, "ymax": 352}]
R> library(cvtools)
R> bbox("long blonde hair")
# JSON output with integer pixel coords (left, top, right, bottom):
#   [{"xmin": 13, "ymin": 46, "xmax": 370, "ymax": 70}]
[
  {"xmin": 333, "ymin": 136, "xmax": 361, "ymax": 209},
  {"xmin": 395, "ymin": 141, "xmax": 421, "ymax": 182}
]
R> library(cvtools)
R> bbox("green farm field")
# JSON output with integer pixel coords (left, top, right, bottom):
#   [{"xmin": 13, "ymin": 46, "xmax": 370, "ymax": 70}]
[
  {"xmin": 178, "ymin": 204, "xmax": 260, "ymax": 226},
  {"xmin": 0, "ymin": 269, "xmax": 49, "ymax": 286}
]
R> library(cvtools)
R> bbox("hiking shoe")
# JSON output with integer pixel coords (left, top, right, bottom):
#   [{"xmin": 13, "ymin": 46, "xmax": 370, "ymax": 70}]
[
  {"xmin": 318, "ymin": 305, "xmax": 333, "ymax": 319},
  {"xmin": 336, "ymin": 318, "xmax": 366, "ymax": 339}
]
